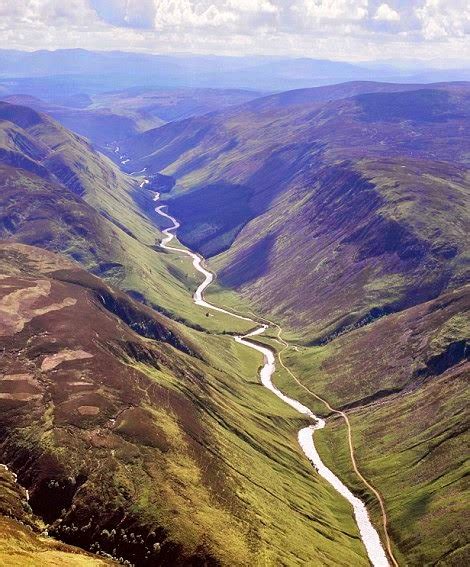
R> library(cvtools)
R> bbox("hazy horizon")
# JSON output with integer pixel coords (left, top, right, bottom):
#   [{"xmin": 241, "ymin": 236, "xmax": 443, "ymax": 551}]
[
  {"xmin": 2, "ymin": 46, "xmax": 470, "ymax": 71},
  {"xmin": 1, "ymin": 1, "xmax": 469, "ymax": 65}
]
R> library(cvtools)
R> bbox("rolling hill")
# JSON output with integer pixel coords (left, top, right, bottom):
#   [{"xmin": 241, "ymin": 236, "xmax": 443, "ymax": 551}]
[{"xmin": 1, "ymin": 88, "xmax": 263, "ymax": 149}]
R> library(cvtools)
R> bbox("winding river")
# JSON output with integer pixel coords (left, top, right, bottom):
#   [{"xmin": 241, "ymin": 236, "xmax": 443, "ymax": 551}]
[{"xmin": 151, "ymin": 188, "xmax": 390, "ymax": 567}]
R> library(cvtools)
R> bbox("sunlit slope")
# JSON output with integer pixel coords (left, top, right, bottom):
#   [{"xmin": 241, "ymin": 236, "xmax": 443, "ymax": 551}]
[
  {"xmin": 0, "ymin": 464, "xmax": 112, "ymax": 566},
  {"xmin": 0, "ymin": 99, "xmax": 155, "ymax": 235},
  {"xmin": 0, "ymin": 242, "xmax": 369, "ymax": 566},
  {"xmin": 277, "ymin": 286, "xmax": 469, "ymax": 566}
]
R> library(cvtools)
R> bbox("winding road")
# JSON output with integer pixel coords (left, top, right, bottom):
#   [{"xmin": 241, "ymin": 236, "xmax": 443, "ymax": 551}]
[{"xmin": 151, "ymin": 188, "xmax": 394, "ymax": 567}]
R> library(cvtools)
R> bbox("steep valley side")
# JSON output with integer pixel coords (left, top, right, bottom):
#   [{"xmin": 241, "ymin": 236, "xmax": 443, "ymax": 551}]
[{"xmin": 0, "ymin": 243, "xmax": 373, "ymax": 565}]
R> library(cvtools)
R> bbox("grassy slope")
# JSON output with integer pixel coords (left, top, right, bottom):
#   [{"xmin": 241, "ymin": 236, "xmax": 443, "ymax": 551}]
[
  {"xmin": 0, "ymin": 242, "xmax": 368, "ymax": 565},
  {"xmin": 0, "ymin": 102, "xmax": 251, "ymax": 335},
  {"xmin": 314, "ymin": 369, "xmax": 469, "ymax": 567},
  {"xmin": 272, "ymin": 286, "xmax": 469, "ymax": 565},
  {"xmin": 0, "ymin": 517, "xmax": 113, "ymax": 567},
  {"xmin": 212, "ymin": 157, "xmax": 469, "ymax": 343}
]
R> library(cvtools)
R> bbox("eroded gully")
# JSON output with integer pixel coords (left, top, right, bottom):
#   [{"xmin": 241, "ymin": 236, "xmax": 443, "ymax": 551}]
[{"xmin": 149, "ymin": 185, "xmax": 391, "ymax": 567}]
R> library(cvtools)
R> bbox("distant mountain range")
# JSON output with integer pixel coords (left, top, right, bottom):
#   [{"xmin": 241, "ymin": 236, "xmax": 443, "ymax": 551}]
[{"xmin": 1, "ymin": 49, "xmax": 469, "ymax": 95}]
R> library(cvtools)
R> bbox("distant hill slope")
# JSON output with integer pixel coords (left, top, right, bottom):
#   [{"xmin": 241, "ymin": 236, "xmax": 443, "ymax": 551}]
[
  {"xmin": 121, "ymin": 81, "xmax": 470, "ymax": 174},
  {"xmin": 121, "ymin": 82, "xmax": 470, "ymax": 343},
  {"xmin": 2, "ymin": 88, "xmax": 263, "ymax": 148},
  {"xmin": 0, "ymin": 99, "xmax": 135, "ymax": 202},
  {"xmin": 91, "ymin": 87, "xmax": 264, "ymax": 126},
  {"xmin": 242, "ymin": 79, "xmax": 470, "ymax": 113},
  {"xmin": 1, "ymin": 94, "xmax": 154, "ymax": 147}
]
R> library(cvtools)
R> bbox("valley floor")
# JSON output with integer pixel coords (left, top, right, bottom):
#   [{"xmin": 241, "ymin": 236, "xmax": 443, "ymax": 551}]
[{"xmin": 152, "ymin": 189, "xmax": 394, "ymax": 566}]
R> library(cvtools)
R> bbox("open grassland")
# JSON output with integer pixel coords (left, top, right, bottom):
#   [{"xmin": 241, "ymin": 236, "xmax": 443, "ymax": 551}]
[
  {"xmin": 0, "ymin": 518, "xmax": 112, "ymax": 567},
  {"xmin": 314, "ymin": 366, "xmax": 469, "ymax": 566},
  {"xmin": 134, "ymin": 331, "xmax": 369, "ymax": 566}
]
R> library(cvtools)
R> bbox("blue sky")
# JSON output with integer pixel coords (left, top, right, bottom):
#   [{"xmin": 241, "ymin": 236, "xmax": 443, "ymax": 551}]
[{"xmin": 0, "ymin": 1, "xmax": 469, "ymax": 64}]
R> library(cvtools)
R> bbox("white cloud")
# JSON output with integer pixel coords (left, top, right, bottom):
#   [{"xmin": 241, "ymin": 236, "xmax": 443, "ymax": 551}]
[
  {"xmin": 298, "ymin": 0, "xmax": 369, "ymax": 22},
  {"xmin": 22, "ymin": 0, "xmax": 99, "ymax": 26},
  {"xmin": 92, "ymin": 0, "xmax": 156, "ymax": 28},
  {"xmin": 415, "ymin": 0, "xmax": 470, "ymax": 39},
  {"xmin": 153, "ymin": 1, "xmax": 238, "ymax": 29},
  {"xmin": 152, "ymin": 1, "xmax": 279, "ymax": 30},
  {"xmin": 227, "ymin": 0, "xmax": 278, "ymax": 14},
  {"xmin": 374, "ymin": 3, "xmax": 400, "ymax": 22},
  {"xmin": 0, "ymin": 1, "xmax": 25, "ymax": 18},
  {"xmin": 0, "ymin": 0, "xmax": 468, "ymax": 63}
]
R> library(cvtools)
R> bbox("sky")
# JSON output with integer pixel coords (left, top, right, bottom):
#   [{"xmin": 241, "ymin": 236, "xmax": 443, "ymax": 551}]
[{"xmin": 0, "ymin": 0, "xmax": 469, "ymax": 65}]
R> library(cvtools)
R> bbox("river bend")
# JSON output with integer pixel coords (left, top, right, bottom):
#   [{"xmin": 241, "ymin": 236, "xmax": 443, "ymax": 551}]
[{"xmin": 152, "ymin": 190, "xmax": 389, "ymax": 567}]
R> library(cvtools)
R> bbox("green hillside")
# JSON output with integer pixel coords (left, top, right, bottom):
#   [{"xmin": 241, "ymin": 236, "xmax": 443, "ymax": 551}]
[{"xmin": 0, "ymin": 241, "xmax": 369, "ymax": 566}]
